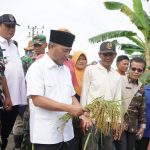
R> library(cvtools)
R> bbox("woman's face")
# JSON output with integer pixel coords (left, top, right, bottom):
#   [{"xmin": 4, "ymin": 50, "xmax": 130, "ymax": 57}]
[
  {"xmin": 117, "ymin": 59, "xmax": 129, "ymax": 72},
  {"xmin": 76, "ymin": 54, "xmax": 87, "ymax": 70}
]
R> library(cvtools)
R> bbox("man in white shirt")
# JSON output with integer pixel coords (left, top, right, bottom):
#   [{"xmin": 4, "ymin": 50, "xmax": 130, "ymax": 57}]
[
  {"xmin": 26, "ymin": 29, "xmax": 87, "ymax": 150},
  {"xmin": 81, "ymin": 41, "xmax": 121, "ymax": 150},
  {"xmin": 0, "ymin": 14, "xmax": 27, "ymax": 149}
]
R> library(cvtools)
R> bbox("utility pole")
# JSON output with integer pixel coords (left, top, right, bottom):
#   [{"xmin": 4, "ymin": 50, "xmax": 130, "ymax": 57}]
[{"xmin": 27, "ymin": 25, "xmax": 44, "ymax": 39}]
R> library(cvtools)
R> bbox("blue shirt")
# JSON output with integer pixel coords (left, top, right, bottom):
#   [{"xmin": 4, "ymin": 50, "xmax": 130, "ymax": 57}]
[{"xmin": 143, "ymin": 84, "xmax": 150, "ymax": 137}]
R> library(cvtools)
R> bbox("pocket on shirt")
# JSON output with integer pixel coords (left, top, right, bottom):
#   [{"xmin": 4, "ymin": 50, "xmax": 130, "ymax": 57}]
[
  {"xmin": 45, "ymin": 81, "xmax": 73, "ymax": 103},
  {"xmin": 45, "ymin": 82, "xmax": 57, "ymax": 97}
]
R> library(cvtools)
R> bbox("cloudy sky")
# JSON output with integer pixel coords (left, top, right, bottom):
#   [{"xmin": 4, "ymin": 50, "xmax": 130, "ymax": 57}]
[{"xmin": 1, "ymin": 0, "xmax": 150, "ymax": 64}]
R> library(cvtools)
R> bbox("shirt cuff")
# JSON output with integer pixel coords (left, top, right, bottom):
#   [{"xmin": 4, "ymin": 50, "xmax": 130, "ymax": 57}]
[{"xmin": 140, "ymin": 124, "xmax": 146, "ymax": 129}]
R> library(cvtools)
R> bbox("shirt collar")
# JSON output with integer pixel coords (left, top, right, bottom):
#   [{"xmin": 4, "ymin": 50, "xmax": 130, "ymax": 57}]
[
  {"xmin": 127, "ymin": 75, "xmax": 139, "ymax": 85},
  {"xmin": 96, "ymin": 62, "xmax": 114, "ymax": 72},
  {"xmin": 44, "ymin": 53, "xmax": 64, "ymax": 69},
  {"xmin": 0, "ymin": 36, "xmax": 13, "ymax": 44}
]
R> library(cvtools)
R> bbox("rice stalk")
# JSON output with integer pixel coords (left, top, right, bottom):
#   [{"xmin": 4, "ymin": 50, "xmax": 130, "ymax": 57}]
[{"xmin": 59, "ymin": 97, "xmax": 125, "ymax": 135}]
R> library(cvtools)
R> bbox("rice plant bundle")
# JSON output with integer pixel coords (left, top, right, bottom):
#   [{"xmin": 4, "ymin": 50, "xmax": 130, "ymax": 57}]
[{"xmin": 60, "ymin": 97, "xmax": 125, "ymax": 135}]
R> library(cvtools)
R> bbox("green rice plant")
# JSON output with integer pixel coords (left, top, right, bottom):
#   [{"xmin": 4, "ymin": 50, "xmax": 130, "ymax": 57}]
[{"xmin": 83, "ymin": 132, "xmax": 92, "ymax": 150}]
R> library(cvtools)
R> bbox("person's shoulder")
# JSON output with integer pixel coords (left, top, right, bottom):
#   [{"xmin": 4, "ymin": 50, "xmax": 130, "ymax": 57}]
[
  {"xmin": 63, "ymin": 65, "xmax": 72, "ymax": 75},
  {"xmin": 86, "ymin": 63, "xmax": 97, "ymax": 71},
  {"xmin": 84, "ymin": 64, "xmax": 100, "ymax": 76},
  {"xmin": 27, "ymin": 56, "xmax": 45, "ymax": 72},
  {"xmin": 144, "ymin": 84, "xmax": 150, "ymax": 90},
  {"xmin": 110, "ymin": 69, "xmax": 122, "ymax": 82},
  {"xmin": 64, "ymin": 64, "xmax": 70, "ymax": 70},
  {"xmin": 120, "ymin": 74, "xmax": 127, "ymax": 80},
  {"xmin": 113, "ymin": 70, "xmax": 121, "ymax": 77},
  {"xmin": 120, "ymin": 75, "xmax": 128, "ymax": 85}
]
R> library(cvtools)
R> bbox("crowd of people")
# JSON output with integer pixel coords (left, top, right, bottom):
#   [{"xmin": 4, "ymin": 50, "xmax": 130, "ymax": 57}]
[{"xmin": 0, "ymin": 13, "xmax": 150, "ymax": 150}]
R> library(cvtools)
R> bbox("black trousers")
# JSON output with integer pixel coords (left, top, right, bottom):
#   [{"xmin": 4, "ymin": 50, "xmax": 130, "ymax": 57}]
[
  {"xmin": 114, "ymin": 131, "xmax": 136, "ymax": 150},
  {"xmin": 135, "ymin": 137, "xmax": 150, "ymax": 150},
  {"xmin": 1, "ymin": 105, "xmax": 19, "ymax": 149},
  {"xmin": 73, "ymin": 94, "xmax": 83, "ymax": 150},
  {"xmin": 34, "ymin": 138, "xmax": 75, "ymax": 150},
  {"xmin": 73, "ymin": 127, "xmax": 83, "ymax": 150}
]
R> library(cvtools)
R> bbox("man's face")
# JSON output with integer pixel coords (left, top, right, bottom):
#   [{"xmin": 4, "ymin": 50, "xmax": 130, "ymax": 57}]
[
  {"xmin": 33, "ymin": 43, "xmax": 46, "ymax": 56},
  {"xmin": 99, "ymin": 52, "xmax": 116, "ymax": 69},
  {"xmin": 0, "ymin": 24, "xmax": 16, "ymax": 40},
  {"xmin": 129, "ymin": 61, "xmax": 144, "ymax": 80},
  {"xmin": 117, "ymin": 59, "xmax": 129, "ymax": 73},
  {"xmin": 50, "ymin": 44, "xmax": 72, "ymax": 65}
]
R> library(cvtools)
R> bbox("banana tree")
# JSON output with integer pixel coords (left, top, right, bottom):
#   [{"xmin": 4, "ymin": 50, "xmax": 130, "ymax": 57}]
[{"xmin": 89, "ymin": 0, "xmax": 150, "ymax": 66}]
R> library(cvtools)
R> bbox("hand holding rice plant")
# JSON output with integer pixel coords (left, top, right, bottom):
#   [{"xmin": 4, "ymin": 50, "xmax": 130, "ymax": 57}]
[{"xmin": 60, "ymin": 97, "xmax": 125, "ymax": 135}]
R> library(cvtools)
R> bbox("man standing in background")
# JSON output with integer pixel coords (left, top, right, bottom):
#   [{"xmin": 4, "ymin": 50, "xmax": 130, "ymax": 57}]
[
  {"xmin": 32, "ymin": 34, "xmax": 47, "ymax": 60},
  {"xmin": 81, "ymin": 41, "xmax": 121, "ymax": 150},
  {"xmin": 21, "ymin": 35, "xmax": 47, "ymax": 150},
  {"xmin": 0, "ymin": 14, "xmax": 27, "ymax": 150}
]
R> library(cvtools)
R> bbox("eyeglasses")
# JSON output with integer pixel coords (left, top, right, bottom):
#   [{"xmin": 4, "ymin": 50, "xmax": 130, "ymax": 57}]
[
  {"xmin": 4, "ymin": 24, "xmax": 15, "ymax": 28},
  {"xmin": 131, "ymin": 67, "xmax": 143, "ymax": 73}
]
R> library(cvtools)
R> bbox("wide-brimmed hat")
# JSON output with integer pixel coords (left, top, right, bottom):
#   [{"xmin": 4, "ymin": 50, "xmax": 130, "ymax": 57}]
[{"xmin": 24, "ymin": 41, "xmax": 34, "ymax": 51}]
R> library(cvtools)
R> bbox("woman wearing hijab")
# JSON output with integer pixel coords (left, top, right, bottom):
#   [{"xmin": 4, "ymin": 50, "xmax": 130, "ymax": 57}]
[
  {"xmin": 72, "ymin": 51, "xmax": 87, "ymax": 150},
  {"xmin": 72, "ymin": 51, "xmax": 87, "ymax": 100}
]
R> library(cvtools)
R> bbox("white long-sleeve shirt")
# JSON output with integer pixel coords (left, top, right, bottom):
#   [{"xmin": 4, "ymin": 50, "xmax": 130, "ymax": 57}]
[
  {"xmin": 0, "ymin": 36, "xmax": 27, "ymax": 105},
  {"xmin": 81, "ymin": 63, "xmax": 121, "ymax": 106}
]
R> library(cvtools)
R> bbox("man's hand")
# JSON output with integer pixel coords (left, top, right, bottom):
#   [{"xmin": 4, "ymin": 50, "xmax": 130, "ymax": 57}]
[
  {"xmin": 113, "ymin": 123, "xmax": 122, "ymax": 140},
  {"xmin": 136, "ymin": 128, "xmax": 145, "ymax": 139},
  {"xmin": 68, "ymin": 105, "xmax": 88, "ymax": 117},
  {"xmin": 4, "ymin": 97, "xmax": 12, "ymax": 111},
  {"xmin": 80, "ymin": 115, "xmax": 93, "ymax": 135}
]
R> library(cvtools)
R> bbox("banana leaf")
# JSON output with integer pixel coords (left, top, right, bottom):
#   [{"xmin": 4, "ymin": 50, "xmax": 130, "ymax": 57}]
[
  {"xmin": 104, "ymin": 1, "xmax": 123, "ymax": 10},
  {"xmin": 104, "ymin": 1, "xmax": 145, "ymax": 30},
  {"xmin": 89, "ymin": 30, "xmax": 136, "ymax": 44},
  {"xmin": 140, "ymin": 71, "xmax": 150, "ymax": 84},
  {"xmin": 120, "ymin": 44, "xmax": 144, "ymax": 54},
  {"xmin": 133, "ymin": 0, "xmax": 150, "ymax": 29},
  {"xmin": 126, "ymin": 36, "xmax": 145, "ymax": 49}
]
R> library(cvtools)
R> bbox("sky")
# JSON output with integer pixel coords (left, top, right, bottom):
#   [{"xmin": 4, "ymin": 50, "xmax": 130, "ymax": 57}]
[{"xmin": 1, "ymin": 0, "xmax": 150, "ymax": 64}]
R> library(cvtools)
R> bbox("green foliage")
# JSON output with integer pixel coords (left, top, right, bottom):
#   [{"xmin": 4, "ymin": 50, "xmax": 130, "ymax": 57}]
[
  {"xmin": 59, "ymin": 113, "xmax": 72, "ymax": 122},
  {"xmin": 83, "ymin": 133, "xmax": 92, "ymax": 150},
  {"xmin": 133, "ymin": 0, "xmax": 150, "ymax": 29},
  {"xmin": 121, "ymin": 43, "xmax": 144, "ymax": 54},
  {"xmin": 140, "ymin": 71, "xmax": 150, "ymax": 84},
  {"xmin": 89, "ymin": 30, "xmax": 136, "ymax": 44},
  {"xmin": 104, "ymin": 2, "xmax": 145, "ymax": 30},
  {"xmin": 121, "ymin": 5, "xmax": 144, "ymax": 30},
  {"xmin": 126, "ymin": 36, "xmax": 145, "ymax": 48},
  {"xmin": 89, "ymin": 0, "xmax": 150, "ymax": 68},
  {"xmin": 104, "ymin": 1, "xmax": 123, "ymax": 10}
]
